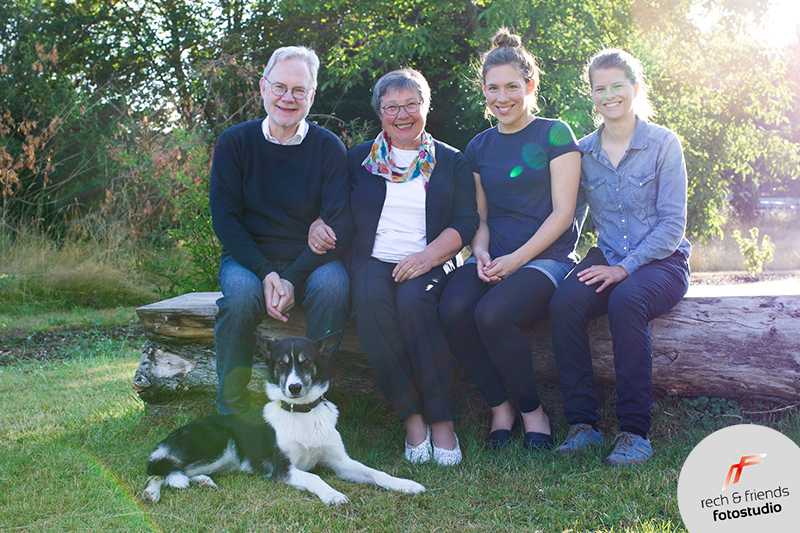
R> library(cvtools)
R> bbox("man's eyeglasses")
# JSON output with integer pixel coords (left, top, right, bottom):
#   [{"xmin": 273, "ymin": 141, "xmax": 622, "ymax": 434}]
[
  {"xmin": 263, "ymin": 78, "xmax": 310, "ymax": 100},
  {"xmin": 381, "ymin": 102, "xmax": 422, "ymax": 116}
]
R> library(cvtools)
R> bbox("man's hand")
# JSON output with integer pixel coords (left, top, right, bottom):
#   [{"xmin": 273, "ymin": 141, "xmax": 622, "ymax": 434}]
[
  {"xmin": 308, "ymin": 217, "xmax": 336, "ymax": 255},
  {"xmin": 577, "ymin": 264, "xmax": 629, "ymax": 293},
  {"xmin": 262, "ymin": 272, "xmax": 295, "ymax": 322}
]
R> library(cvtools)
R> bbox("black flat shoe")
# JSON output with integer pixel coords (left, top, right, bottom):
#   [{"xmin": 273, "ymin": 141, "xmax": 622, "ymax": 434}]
[
  {"xmin": 485, "ymin": 429, "xmax": 513, "ymax": 450},
  {"xmin": 523, "ymin": 431, "xmax": 554, "ymax": 451}
]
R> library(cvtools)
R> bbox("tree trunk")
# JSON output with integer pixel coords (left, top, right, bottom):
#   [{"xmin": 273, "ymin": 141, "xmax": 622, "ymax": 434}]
[{"xmin": 133, "ymin": 284, "xmax": 800, "ymax": 414}]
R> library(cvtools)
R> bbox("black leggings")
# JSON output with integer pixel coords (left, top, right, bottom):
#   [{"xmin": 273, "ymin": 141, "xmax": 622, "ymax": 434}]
[{"xmin": 439, "ymin": 265, "xmax": 556, "ymax": 413}]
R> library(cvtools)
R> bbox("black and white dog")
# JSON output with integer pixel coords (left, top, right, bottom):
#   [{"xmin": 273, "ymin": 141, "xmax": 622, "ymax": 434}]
[{"xmin": 142, "ymin": 332, "xmax": 425, "ymax": 505}]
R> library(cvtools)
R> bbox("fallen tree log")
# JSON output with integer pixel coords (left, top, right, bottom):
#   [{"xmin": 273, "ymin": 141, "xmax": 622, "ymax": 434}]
[{"xmin": 133, "ymin": 283, "xmax": 800, "ymax": 415}]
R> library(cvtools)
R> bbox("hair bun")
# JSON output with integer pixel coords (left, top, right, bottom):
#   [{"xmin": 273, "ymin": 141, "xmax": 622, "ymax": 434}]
[{"xmin": 492, "ymin": 28, "xmax": 522, "ymax": 49}]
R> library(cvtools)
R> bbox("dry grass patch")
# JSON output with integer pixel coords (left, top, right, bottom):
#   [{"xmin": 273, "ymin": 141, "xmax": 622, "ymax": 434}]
[
  {"xmin": 0, "ymin": 230, "xmax": 157, "ymax": 311},
  {"xmin": 689, "ymin": 214, "xmax": 800, "ymax": 273}
]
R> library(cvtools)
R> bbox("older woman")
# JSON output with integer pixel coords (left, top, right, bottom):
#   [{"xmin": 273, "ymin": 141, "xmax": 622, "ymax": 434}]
[{"xmin": 314, "ymin": 68, "xmax": 477, "ymax": 465}]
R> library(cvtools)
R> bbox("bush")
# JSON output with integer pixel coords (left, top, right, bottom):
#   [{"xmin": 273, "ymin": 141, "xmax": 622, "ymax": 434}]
[
  {"xmin": 109, "ymin": 125, "xmax": 220, "ymax": 296},
  {"xmin": 731, "ymin": 227, "xmax": 775, "ymax": 278}
]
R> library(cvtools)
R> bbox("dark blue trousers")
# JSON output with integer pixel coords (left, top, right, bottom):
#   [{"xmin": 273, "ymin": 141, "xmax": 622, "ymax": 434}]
[
  {"xmin": 439, "ymin": 266, "xmax": 556, "ymax": 413},
  {"xmin": 350, "ymin": 258, "xmax": 455, "ymax": 424},
  {"xmin": 215, "ymin": 253, "xmax": 350, "ymax": 415},
  {"xmin": 549, "ymin": 247, "xmax": 690, "ymax": 436}
]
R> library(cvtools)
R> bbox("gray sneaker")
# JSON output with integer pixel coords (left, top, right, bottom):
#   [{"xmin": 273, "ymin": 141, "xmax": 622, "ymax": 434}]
[
  {"xmin": 555, "ymin": 424, "xmax": 604, "ymax": 456},
  {"xmin": 603, "ymin": 432, "xmax": 653, "ymax": 467}
]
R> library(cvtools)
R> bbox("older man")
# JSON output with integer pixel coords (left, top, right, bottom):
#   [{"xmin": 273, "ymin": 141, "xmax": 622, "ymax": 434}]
[{"xmin": 210, "ymin": 46, "xmax": 352, "ymax": 414}]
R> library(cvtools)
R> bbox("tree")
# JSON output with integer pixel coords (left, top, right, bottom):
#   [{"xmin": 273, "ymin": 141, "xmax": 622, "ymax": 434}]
[
  {"xmin": 1, "ymin": 1, "xmax": 123, "ymax": 228},
  {"xmin": 277, "ymin": 0, "xmax": 632, "ymax": 149},
  {"xmin": 3, "ymin": 0, "xmax": 798, "ymax": 249},
  {"xmin": 632, "ymin": 0, "xmax": 800, "ymax": 236}
]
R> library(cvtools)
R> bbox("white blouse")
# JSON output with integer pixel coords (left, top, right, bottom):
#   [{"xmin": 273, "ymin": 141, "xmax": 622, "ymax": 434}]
[{"xmin": 370, "ymin": 147, "xmax": 432, "ymax": 263}]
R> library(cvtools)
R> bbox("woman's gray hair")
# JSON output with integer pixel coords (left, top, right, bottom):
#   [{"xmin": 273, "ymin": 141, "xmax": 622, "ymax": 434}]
[
  {"xmin": 262, "ymin": 46, "xmax": 320, "ymax": 89},
  {"xmin": 372, "ymin": 69, "xmax": 431, "ymax": 117}
]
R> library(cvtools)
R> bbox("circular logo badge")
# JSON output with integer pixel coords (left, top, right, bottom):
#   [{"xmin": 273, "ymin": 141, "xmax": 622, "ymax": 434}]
[{"xmin": 678, "ymin": 424, "xmax": 800, "ymax": 532}]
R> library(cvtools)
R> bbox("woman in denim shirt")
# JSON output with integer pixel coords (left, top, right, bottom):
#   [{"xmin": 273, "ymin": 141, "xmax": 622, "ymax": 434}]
[{"xmin": 549, "ymin": 49, "xmax": 691, "ymax": 467}]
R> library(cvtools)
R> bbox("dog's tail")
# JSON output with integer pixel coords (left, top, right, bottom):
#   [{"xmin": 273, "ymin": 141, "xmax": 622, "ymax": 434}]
[
  {"xmin": 144, "ymin": 457, "xmax": 192, "ymax": 503},
  {"xmin": 147, "ymin": 456, "xmax": 181, "ymax": 477},
  {"xmin": 147, "ymin": 457, "xmax": 191, "ymax": 486}
]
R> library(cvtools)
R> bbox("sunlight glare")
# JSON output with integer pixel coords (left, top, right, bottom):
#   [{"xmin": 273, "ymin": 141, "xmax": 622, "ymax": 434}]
[{"xmin": 756, "ymin": 0, "xmax": 800, "ymax": 48}]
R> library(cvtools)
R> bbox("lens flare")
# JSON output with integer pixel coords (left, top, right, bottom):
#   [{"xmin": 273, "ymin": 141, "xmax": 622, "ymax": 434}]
[
  {"xmin": 549, "ymin": 123, "xmax": 574, "ymax": 147},
  {"xmin": 522, "ymin": 143, "xmax": 547, "ymax": 170}
]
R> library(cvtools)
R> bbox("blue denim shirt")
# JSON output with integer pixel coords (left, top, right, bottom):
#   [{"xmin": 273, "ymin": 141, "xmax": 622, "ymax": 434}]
[{"xmin": 579, "ymin": 118, "xmax": 691, "ymax": 275}]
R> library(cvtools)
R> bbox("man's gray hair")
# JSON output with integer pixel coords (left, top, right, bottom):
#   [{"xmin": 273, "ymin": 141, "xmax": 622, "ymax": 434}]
[
  {"xmin": 372, "ymin": 69, "xmax": 431, "ymax": 117},
  {"xmin": 262, "ymin": 46, "xmax": 320, "ymax": 89}
]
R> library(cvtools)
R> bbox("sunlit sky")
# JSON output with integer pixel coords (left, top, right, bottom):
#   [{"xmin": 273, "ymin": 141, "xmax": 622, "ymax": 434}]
[{"xmin": 755, "ymin": 0, "xmax": 800, "ymax": 48}]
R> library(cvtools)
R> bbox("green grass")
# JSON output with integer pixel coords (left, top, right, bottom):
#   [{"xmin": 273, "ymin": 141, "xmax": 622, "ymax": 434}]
[
  {"xmin": 2, "ymin": 311, "xmax": 798, "ymax": 532},
  {"xmin": 2, "ymin": 210, "xmax": 797, "ymax": 532},
  {"xmin": 0, "ymin": 306, "xmax": 139, "ymax": 332}
]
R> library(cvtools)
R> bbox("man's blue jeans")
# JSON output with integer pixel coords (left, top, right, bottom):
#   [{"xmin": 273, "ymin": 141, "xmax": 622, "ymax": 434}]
[
  {"xmin": 214, "ymin": 253, "xmax": 349, "ymax": 414},
  {"xmin": 549, "ymin": 248, "xmax": 690, "ymax": 436}
]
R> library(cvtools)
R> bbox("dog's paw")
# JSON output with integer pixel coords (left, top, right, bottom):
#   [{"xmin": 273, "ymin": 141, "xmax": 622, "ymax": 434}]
[
  {"xmin": 395, "ymin": 479, "xmax": 426, "ymax": 494},
  {"xmin": 319, "ymin": 490, "xmax": 349, "ymax": 506},
  {"xmin": 191, "ymin": 475, "xmax": 218, "ymax": 490},
  {"xmin": 142, "ymin": 486, "xmax": 161, "ymax": 504}
]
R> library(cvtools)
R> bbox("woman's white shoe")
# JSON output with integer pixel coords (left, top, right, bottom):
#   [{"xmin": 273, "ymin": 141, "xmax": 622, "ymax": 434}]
[
  {"xmin": 404, "ymin": 426, "xmax": 432, "ymax": 463},
  {"xmin": 432, "ymin": 433, "xmax": 462, "ymax": 466}
]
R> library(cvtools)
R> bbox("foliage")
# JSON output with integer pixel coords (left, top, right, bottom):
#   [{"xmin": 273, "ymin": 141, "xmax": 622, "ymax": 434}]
[
  {"xmin": 109, "ymin": 124, "xmax": 220, "ymax": 295},
  {"xmin": 288, "ymin": 0, "xmax": 632, "ymax": 148},
  {"xmin": 0, "ymin": 0, "xmax": 145, "ymax": 229},
  {"xmin": 2, "ymin": 0, "xmax": 800, "ymax": 286},
  {"xmin": 638, "ymin": 0, "xmax": 800, "ymax": 239},
  {"xmin": 686, "ymin": 213, "xmax": 799, "ymax": 272},
  {"xmin": 0, "ymin": 110, "xmax": 61, "ymax": 224},
  {"xmin": 728, "ymin": 172, "xmax": 761, "ymax": 221},
  {"xmin": 731, "ymin": 227, "xmax": 775, "ymax": 278},
  {"xmin": 681, "ymin": 396, "xmax": 740, "ymax": 427}
]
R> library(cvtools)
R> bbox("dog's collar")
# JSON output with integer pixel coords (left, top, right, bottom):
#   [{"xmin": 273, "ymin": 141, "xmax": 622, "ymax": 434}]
[{"xmin": 279, "ymin": 396, "xmax": 326, "ymax": 413}]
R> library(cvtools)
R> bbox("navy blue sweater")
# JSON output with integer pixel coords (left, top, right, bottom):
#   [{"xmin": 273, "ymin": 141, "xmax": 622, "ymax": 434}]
[{"xmin": 210, "ymin": 120, "xmax": 352, "ymax": 289}]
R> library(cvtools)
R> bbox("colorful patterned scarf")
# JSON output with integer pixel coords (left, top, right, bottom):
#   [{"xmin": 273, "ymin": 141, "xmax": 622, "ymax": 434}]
[{"xmin": 362, "ymin": 130, "xmax": 436, "ymax": 184}]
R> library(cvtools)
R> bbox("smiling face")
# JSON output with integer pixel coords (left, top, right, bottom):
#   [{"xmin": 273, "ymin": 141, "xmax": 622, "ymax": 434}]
[
  {"xmin": 590, "ymin": 67, "xmax": 638, "ymax": 124},
  {"xmin": 261, "ymin": 57, "xmax": 315, "ymax": 134},
  {"xmin": 379, "ymin": 87, "xmax": 426, "ymax": 150},
  {"xmin": 482, "ymin": 64, "xmax": 535, "ymax": 134}
]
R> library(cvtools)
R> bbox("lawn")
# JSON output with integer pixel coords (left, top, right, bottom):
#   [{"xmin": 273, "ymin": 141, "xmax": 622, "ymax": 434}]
[{"xmin": 1, "ymin": 309, "xmax": 798, "ymax": 533}]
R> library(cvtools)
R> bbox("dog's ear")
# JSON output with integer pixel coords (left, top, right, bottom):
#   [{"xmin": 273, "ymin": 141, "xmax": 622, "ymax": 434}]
[
  {"xmin": 316, "ymin": 331, "xmax": 342, "ymax": 361},
  {"xmin": 254, "ymin": 332, "xmax": 277, "ymax": 362}
]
